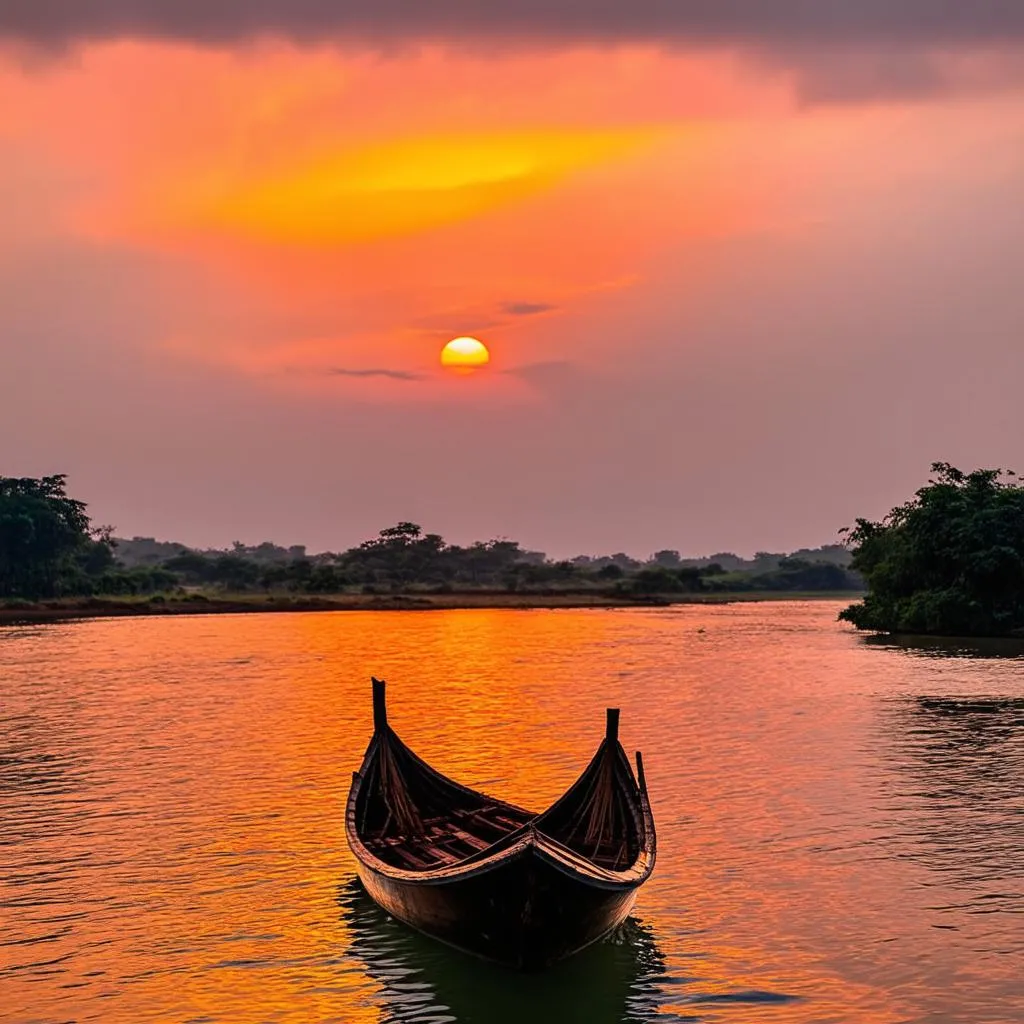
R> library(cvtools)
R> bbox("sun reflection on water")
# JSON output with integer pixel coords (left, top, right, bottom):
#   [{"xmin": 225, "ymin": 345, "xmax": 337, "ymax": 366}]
[{"xmin": 2, "ymin": 604, "xmax": 1022, "ymax": 1022}]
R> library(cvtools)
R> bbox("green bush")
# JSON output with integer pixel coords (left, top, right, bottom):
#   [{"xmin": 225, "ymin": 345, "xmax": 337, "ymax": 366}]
[{"xmin": 840, "ymin": 463, "xmax": 1024, "ymax": 636}]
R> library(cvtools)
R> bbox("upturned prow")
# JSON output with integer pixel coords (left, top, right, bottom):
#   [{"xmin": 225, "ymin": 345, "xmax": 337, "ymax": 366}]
[
  {"xmin": 635, "ymin": 751, "xmax": 648, "ymax": 795},
  {"xmin": 371, "ymin": 677, "xmax": 388, "ymax": 732},
  {"xmin": 605, "ymin": 707, "xmax": 620, "ymax": 744}
]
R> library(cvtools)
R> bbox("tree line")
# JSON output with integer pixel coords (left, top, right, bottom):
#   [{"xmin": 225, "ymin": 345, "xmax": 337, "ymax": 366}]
[
  {"xmin": 0, "ymin": 475, "xmax": 861, "ymax": 601},
  {"xmin": 9, "ymin": 467, "xmax": 1018, "ymax": 635}
]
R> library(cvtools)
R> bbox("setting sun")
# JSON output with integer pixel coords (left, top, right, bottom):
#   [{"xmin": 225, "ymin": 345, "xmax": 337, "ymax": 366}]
[{"xmin": 440, "ymin": 336, "xmax": 490, "ymax": 372}]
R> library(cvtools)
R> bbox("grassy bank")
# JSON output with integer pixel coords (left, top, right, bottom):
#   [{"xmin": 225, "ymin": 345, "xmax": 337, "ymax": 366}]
[{"xmin": 0, "ymin": 589, "xmax": 865, "ymax": 626}]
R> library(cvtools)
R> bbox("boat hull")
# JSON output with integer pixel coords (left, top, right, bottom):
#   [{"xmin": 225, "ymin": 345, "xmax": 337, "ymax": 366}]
[{"xmin": 355, "ymin": 841, "xmax": 639, "ymax": 970}]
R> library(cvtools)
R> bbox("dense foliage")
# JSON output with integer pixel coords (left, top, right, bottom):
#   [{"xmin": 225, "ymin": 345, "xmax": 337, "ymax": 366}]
[
  {"xmin": 0, "ymin": 476, "xmax": 109, "ymax": 598},
  {"xmin": 1, "ymin": 475, "xmax": 861, "ymax": 601},
  {"xmin": 840, "ymin": 463, "xmax": 1024, "ymax": 636}
]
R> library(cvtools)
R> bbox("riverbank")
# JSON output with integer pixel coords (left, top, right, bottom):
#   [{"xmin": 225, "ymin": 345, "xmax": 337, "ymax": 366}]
[{"xmin": 0, "ymin": 590, "xmax": 865, "ymax": 626}]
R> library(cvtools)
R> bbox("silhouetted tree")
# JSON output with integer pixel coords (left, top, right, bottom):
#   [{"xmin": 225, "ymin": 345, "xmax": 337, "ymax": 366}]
[
  {"xmin": 0, "ymin": 475, "xmax": 101, "ymax": 598},
  {"xmin": 650, "ymin": 549, "xmax": 682, "ymax": 569},
  {"xmin": 840, "ymin": 463, "xmax": 1024, "ymax": 636}
]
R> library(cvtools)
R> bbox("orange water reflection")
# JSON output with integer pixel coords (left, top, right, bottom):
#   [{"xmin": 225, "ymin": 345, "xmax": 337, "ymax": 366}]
[{"xmin": 2, "ymin": 603, "xmax": 1023, "ymax": 1022}]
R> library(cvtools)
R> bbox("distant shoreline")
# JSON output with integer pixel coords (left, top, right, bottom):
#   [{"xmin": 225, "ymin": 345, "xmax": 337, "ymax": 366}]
[{"xmin": 0, "ymin": 590, "xmax": 864, "ymax": 626}]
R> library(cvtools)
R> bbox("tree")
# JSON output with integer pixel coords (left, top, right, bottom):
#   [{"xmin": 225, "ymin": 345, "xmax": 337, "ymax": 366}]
[
  {"xmin": 629, "ymin": 568, "xmax": 684, "ymax": 594},
  {"xmin": 597, "ymin": 552, "xmax": 642, "ymax": 572},
  {"xmin": 759, "ymin": 559, "xmax": 851, "ymax": 591},
  {"xmin": 0, "ymin": 475, "xmax": 99, "ymax": 598},
  {"xmin": 676, "ymin": 566, "xmax": 705, "ymax": 592},
  {"xmin": 705, "ymin": 552, "xmax": 742, "ymax": 571},
  {"xmin": 840, "ymin": 463, "xmax": 1024, "ymax": 636},
  {"xmin": 650, "ymin": 549, "xmax": 682, "ymax": 569},
  {"xmin": 752, "ymin": 551, "xmax": 784, "ymax": 572},
  {"xmin": 373, "ymin": 522, "xmax": 422, "ymax": 546}
]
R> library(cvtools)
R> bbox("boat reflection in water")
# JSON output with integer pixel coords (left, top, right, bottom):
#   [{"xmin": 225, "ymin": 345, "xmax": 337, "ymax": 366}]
[{"xmin": 338, "ymin": 879, "xmax": 669, "ymax": 1024}]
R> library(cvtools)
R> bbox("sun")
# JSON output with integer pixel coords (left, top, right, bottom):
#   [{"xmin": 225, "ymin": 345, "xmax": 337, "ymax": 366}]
[{"xmin": 440, "ymin": 336, "xmax": 490, "ymax": 373}]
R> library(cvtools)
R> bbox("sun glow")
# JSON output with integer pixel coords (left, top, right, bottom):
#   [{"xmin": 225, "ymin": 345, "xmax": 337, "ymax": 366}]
[
  {"xmin": 146, "ymin": 128, "xmax": 660, "ymax": 245},
  {"xmin": 441, "ymin": 337, "xmax": 490, "ymax": 372}
]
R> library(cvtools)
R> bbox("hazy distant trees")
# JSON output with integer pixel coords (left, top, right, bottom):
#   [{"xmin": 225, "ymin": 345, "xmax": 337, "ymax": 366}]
[
  {"xmin": 572, "ymin": 552, "xmax": 642, "ymax": 573},
  {"xmin": 111, "ymin": 536, "xmax": 189, "ymax": 567},
  {"xmin": 623, "ymin": 559, "xmax": 851, "ymax": 596},
  {"xmin": 840, "ymin": 463, "xmax": 1024, "ymax": 636},
  {"xmin": 629, "ymin": 567, "xmax": 703, "ymax": 594},
  {"xmin": 1, "ymin": 477, "xmax": 863, "ymax": 602},
  {"xmin": 141, "ymin": 520, "xmax": 860, "ymax": 596}
]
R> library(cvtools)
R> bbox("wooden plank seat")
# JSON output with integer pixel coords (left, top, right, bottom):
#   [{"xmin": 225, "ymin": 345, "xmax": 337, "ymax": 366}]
[
  {"xmin": 440, "ymin": 825, "xmax": 491, "ymax": 852},
  {"xmin": 450, "ymin": 806, "xmax": 524, "ymax": 835},
  {"xmin": 367, "ymin": 839, "xmax": 436, "ymax": 870},
  {"xmin": 367, "ymin": 835, "xmax": 462, "ymax": 869}
]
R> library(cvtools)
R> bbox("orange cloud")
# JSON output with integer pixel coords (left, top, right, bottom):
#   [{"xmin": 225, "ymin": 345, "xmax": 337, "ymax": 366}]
[
  {"xmin": 142, "ymin": 127, "xmax": 666, "ymax": 245},
  {"xmin": 0, "ymin": 40, "xmax": 782, "ymax": 392}
]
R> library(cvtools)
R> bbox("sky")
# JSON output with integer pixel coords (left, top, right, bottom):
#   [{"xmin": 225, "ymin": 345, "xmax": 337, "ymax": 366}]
[{"xmin": 1, "ymin": 4, "xmax": 1023, "ymax": 558}]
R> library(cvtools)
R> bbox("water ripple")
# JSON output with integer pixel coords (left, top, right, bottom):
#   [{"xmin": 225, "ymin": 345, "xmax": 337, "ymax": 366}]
[{"xmin": 2, "ymin": 605, "xmax": 1023, "ymax": 1022}]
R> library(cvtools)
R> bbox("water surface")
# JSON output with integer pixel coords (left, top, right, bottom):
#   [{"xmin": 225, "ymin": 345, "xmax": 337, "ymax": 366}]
[{"xmin": 2, "ymin": 603, "xmax": 1023, "ymax": 1022}]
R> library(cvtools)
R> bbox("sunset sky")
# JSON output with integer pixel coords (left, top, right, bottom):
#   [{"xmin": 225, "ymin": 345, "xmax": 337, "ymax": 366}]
[{"xmin": 2, "ymin": 4, "xmax": 1023, "ymax": 556}]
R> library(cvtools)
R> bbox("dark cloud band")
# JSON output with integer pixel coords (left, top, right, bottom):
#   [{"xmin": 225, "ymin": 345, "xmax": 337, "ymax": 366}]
[
  {"xmin": 502, "ymin": 302, "xmax": 558, "ymax": 317},
  {"xmin": 3, "ymin": 1, "xmax": 1024, "ymax": 47},
  {"xmin": 327, "ymin": 367, "xmax": 424, "ymax": 381}
]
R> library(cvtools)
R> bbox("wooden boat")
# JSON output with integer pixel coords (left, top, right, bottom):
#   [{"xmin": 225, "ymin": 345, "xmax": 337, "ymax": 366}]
[{"xmin": 345, "ymin": 678, "xmax": 656, "ymax": 969}]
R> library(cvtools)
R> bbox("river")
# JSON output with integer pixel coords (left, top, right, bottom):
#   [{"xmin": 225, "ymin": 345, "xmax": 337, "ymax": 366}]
[{"xmin": 2, "ymin": 602, "xmax": 1022, "ymax": 1023}]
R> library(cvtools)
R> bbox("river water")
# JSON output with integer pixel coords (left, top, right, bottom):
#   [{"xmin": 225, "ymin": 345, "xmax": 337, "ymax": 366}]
[{"xmin": 2, "ymin": 602, "xmax": 1022, "ymax": 1023}]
